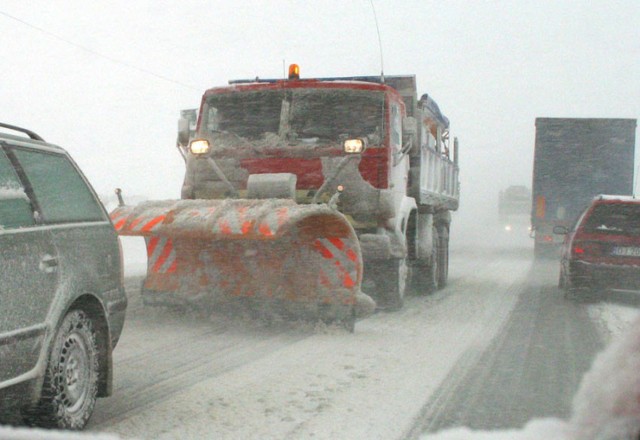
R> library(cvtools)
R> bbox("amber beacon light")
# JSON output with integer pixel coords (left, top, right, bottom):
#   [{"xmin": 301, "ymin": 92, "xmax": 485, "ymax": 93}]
[{"xmin": 288, "ymin": 64, "xmax": 300, "ymax": 80}]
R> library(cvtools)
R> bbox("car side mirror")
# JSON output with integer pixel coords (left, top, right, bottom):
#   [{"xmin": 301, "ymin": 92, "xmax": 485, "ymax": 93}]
[{"xmin": 553, "ymin": 225, "xmax": 569, "ymax": 235}]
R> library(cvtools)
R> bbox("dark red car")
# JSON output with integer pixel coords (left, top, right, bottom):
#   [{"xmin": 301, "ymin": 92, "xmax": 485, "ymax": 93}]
[{"xmin": 556, "ymin": 195, "xmax": 640, "ymax": 297}]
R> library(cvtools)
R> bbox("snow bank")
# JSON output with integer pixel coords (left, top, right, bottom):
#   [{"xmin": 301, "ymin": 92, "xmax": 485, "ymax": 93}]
[
  {"xmin": 570, "ymin": 313, "xmax": 640, "ymax": 439},
  {"xmin": 420, "ymin": 418, "xmax": 569, "ymax": 440}
]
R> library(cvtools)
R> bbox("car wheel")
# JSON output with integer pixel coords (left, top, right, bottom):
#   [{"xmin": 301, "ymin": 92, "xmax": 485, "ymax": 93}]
[
  {"xmin": 27, "ymin": 309, "xmax": 99, "ymax": 429},
  {"xmin": 558, "ymin": 265, "xmax": 567, "ymax": 289}
]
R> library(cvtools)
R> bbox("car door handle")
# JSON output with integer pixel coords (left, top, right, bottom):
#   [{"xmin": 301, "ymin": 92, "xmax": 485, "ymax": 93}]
[{"xmin": 39, "ymin": 254, "xmax": 58, "ymax": 274}]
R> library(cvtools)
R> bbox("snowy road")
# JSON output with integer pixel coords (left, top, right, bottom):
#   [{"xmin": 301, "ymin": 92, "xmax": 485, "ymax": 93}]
[
  {"xmin": 84, "ymin": 239, "xmax": 635, "ymax": 439},
  {"xmin": 410, "ymin": 259, "xmax": 604, "ymax": 437}
]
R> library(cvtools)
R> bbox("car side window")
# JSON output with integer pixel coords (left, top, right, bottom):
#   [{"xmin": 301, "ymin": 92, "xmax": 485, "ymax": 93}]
[
  {"xmin": 12, "ymin": 149, "xmax": 105, "ymax": 224},
  {"xmin": 0, "ymin": 149, "xmax": 35, "ymax": 229}
]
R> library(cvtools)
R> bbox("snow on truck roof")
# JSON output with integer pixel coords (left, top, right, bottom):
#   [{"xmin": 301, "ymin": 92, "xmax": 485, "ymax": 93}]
[{"xmin": 228, "ymin": 74, "xmax": 415, "ymax": 87}]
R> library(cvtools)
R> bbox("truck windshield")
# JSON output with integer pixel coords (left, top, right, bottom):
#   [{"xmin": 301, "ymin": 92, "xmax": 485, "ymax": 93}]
[{"xmin": 204, "ymin": 88, "xmax": 385, "ymax": 144}]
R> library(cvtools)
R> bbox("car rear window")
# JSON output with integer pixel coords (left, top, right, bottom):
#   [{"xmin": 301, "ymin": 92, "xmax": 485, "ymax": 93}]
[
  {"xmin": 12, "ymin": 149, "xmax": 105, "ymax": 224},
  {"xmin": 582, "ymin": 203, "xmax": 640, "ymax": 236}
]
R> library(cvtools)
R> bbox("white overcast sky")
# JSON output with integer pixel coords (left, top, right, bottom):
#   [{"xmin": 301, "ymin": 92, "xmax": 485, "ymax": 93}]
[{"xmin": 1, "ymin": 1, "xmax": 638, "ymax": 222}]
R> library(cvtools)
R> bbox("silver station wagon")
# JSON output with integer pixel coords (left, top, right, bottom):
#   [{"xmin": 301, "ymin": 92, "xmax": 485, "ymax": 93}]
[{"xmin": 0, "ymin": 123, "xmax": 127, "ymax": 429}]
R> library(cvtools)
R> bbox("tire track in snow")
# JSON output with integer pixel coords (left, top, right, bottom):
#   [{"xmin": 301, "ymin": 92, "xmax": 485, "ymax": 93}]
[
  {"xmin": 408, "ymin": 258, "xmax": 604, "ymax": 437},
  {"xmin": 89, "ymin": 282, "xmax": 309, "ymax": 429}
]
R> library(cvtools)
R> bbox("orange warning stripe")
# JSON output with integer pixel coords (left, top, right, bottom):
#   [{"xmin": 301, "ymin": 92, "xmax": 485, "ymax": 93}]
[
  {"xmin": 313, "ymin": 237, "xmax": 359, "ymax": 289},
  {"xmin": 141, "ymin": 215, "xmax": 165, "ymax": 232}
]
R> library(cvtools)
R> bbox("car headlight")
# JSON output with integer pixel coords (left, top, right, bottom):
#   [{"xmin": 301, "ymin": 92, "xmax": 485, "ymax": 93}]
[
  {"xmin": 189, "ymin": 139, "xmax": 211, "ymax": 155},
  {"xmin": 343, "ymin": 138, "xmax": 367, "ymax": 154}
]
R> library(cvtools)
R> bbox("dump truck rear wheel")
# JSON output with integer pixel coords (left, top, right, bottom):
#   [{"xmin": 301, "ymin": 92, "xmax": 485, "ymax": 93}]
[
  {"xmin": 420, "ymin": 226, "xmax": 440, "ymax": 294},
  {"xmin": 436, "ymin": 226, "xmax": 449, "ymax": 288}
]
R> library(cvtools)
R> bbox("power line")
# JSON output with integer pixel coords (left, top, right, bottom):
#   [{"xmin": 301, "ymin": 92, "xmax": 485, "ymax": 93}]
[
  {"xmin": 0, "ymin": 10, "xmax": 200, "ymax": 91},
  {"xmin": 368, "ymin": 0, "xmax": 384, "ymax": 83}
]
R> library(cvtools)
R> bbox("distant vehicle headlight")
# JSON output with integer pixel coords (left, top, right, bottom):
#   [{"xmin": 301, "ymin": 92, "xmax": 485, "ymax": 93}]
[
  {"xmin": 344, "ymin": 138, "xmax": 367, "ymax": 154},
  {"xmin": 504, "ymin": 224, "xmax": 512, "ymax": 232},
  {"xmin": 189, "ymin": 139, "xmax": 211, "ymax": 155}
]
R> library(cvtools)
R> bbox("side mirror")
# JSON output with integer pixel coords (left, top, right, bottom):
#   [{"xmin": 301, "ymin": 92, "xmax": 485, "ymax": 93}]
[
  {"xmin": 177, "ymin": 118, "xmax": 190, "ymax": 147},
  {"xmin": 400, "ymin": 116, "xmax": 418, "ymax": 157},
  {"xmin": 177, "ymin": 109, "xmax": 198, "ymax": 147},
  {"xmin": 403, "ymin": 116, "xmax": 417, "ymax": 136},
  {"xmin": 553, "ymin": 225, "xmax": 569, "ymax": 235}
]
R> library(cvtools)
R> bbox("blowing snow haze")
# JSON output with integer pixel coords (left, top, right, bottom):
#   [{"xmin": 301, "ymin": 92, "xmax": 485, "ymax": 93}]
[
  {"xmin": 1, "ymin": 0, "xmax": 638, "ymax": 232},
  {"xmin": 1, "ymin": 2, "xmax": 640, "ymax": 439}
]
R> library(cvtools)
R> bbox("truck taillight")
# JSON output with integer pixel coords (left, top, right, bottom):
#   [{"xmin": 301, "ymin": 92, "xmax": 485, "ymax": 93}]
[{"xmin": 535, "ymin": 196, "xmax": 546, "ymax": 218}]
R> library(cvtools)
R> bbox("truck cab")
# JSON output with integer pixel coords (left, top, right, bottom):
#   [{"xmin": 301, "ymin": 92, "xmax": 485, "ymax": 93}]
[{"xmin": 178, "ymin": 66, "xmax": 460, "ymax": 309}]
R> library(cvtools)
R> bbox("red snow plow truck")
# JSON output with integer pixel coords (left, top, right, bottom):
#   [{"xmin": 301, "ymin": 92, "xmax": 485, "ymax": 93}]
[{"xmin": 111, "ymin": 65, "xmax": 460, "ymax": 328}]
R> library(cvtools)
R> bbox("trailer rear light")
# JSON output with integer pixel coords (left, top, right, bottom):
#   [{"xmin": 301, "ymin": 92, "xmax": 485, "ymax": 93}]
[
  {"xmin": 535, "ymin": 196, "xmax": 546, "ymax": 218},
  {"xmin": 344, "ymin": 138, "xmax": 367, "ymax": 154},
  {"xmin": 189, "ymin": 139, "xmax": 211, "ymax": 155}
]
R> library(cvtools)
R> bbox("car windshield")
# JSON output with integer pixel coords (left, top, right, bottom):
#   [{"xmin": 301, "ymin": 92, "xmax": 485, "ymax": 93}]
[
  {"xmin": 582, "ymin": 203, "xmax": 640, "ymax": 235},
  {"xmin": 203, "ymin": 88, "xmax": 385, "ymax": 143},
  {"xmin": 3, "ymin": 3, "xmax": 640, "ymax": 440}
]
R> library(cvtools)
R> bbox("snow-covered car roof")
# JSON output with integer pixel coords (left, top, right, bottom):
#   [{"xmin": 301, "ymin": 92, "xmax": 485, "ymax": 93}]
[{"xmin": 594, "ymin": 194, "xmax": 640, "ymax": 203}]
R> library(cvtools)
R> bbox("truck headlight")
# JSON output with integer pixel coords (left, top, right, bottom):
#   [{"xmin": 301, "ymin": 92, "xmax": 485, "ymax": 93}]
[
  {"xmin": 344, "ymin": 138, "xmax": 366, "ymax": 154},
  {"xmin": 189, "ymin": 139, "xmax": 211, "ymax": 155}
]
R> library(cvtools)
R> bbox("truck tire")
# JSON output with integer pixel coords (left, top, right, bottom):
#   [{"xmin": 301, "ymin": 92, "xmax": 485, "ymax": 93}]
[
  {"xmin": 410, "ymin": 227, "xmax": 439, "ymax": 294},
  {"xmin": 436, "ymin": 226, "xmax": 449, "ymax": 288},
  {"xmin": 385, "ymin": 257, "xmax": 408, "ymax": 311},
  {"xmin": 363, "ymin": 257, "xmax": 408, "ymax": 311},
  {"xmin": 25, "ymin": 309, "xmax": 100, "ymax": 429}
]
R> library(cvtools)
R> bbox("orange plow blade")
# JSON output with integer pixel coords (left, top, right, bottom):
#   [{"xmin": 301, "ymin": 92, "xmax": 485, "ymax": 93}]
[{"xmin": 110, "ymin": 199, "xmax": 374, "ymax": 328}]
